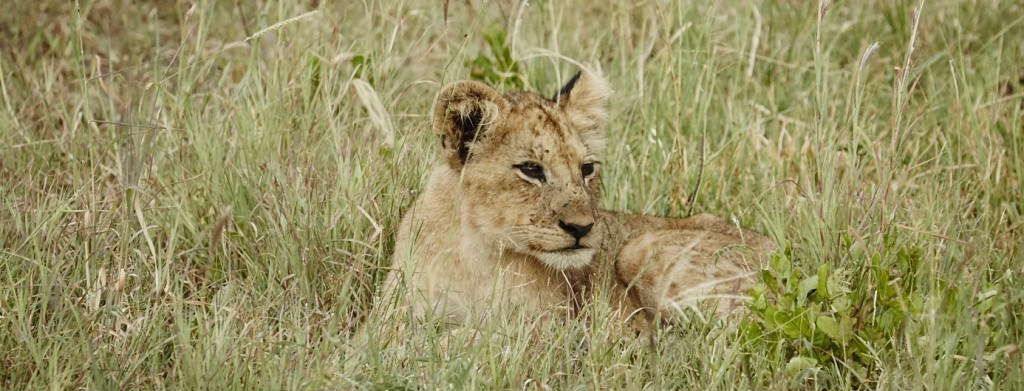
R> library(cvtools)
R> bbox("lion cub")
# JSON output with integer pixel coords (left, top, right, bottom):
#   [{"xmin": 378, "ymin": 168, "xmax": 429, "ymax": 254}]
[{"xmin": 380, "ymin": 69, "xmax": 773, "ymax": 326}]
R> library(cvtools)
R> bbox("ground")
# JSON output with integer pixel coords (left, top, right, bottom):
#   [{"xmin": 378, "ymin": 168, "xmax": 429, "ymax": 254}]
[{"xmin": 0, "ymin": 0, "xmax": 1021, "ymax": 389}]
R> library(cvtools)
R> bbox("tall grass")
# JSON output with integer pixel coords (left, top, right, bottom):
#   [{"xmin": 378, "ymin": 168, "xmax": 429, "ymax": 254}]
[{"xmin": 1, "ymin": 0, "xmax": 1021, "ymax": 388}]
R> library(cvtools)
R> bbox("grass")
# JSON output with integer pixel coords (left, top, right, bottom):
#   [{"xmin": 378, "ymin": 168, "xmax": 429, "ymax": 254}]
[{"xmin": 1, "ymin": 0, "xmax": 1021, "ymax": 388}]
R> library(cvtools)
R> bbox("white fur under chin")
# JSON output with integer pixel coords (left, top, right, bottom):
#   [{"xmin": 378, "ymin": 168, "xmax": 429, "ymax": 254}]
[{"xmin": 535, "ymin": 248, "xmax": 596, "ymax": 269}]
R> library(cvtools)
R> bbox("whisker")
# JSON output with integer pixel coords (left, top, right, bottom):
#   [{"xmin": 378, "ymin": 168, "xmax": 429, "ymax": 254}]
[{"xmin": 673, "ymin": 271, "xmax": 757, "ymax": 296}]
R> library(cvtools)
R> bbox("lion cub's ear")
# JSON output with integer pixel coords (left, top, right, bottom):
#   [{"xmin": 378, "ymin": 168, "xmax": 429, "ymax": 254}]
[
  {"xmin": 433, "ymin": 81, "xmax": 508, "ymax": 169},
  {"xmin": 554, "ymin": 69, "xmax": 612, "ymax": 153}
]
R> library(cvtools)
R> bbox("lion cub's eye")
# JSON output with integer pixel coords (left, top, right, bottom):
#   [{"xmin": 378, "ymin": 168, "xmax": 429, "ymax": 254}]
[
  {"xmin": 581, "ymin": 162, "xmax": 596, "ymax": 177},
  {"xmin": 514, "ymin": 162, "xmax": 546, "ymax": 182}
]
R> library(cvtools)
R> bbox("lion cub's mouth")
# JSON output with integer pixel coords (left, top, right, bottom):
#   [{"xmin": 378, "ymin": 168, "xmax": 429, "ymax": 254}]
[
  {"xmin": 535, "ymin": 246, "xmax": 596, "ymax": 269},
  {"xmin": 554, "ymin": 243, "xmax": 587, "ymax": 252}
]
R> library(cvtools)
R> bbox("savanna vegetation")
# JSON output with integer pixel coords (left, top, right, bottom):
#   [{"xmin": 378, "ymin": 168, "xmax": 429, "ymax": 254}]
[{"xmin": 1, "ymin": 0, "xmax": 1021, "ymax": 388}]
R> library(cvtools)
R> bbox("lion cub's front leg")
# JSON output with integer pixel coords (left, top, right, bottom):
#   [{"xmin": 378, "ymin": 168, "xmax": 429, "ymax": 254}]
[{"xmin": 614, "ymin": 214, "xmax": 774, "ymax": 319}]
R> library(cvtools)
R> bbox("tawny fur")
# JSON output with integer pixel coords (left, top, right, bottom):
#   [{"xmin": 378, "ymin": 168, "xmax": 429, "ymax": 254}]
[{"xmin": 380, "ymin": 69, "xmax": 773, "ymax": 326}]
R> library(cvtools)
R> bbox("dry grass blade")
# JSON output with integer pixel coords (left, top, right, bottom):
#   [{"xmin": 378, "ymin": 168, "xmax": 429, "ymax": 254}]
[
  {"xmin": 350, "ymin": 79, "xmax": 396, "ymax": 148},
  {"xmin": 243, "ymin": 10, "xmax": 320, "ymax": 43},
  {"xmin": 686, "ymin": 132, "xmax": 705, "ymax": 216},
  {"xmin": 210, "ymin": 206, "xmax": 232, "ymax": 251}
]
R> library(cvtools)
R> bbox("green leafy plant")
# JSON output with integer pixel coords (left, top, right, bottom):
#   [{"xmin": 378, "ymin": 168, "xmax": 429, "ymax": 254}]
[
  {"xmin": 741, "ymin": 236, "xmax": 926, "ymax": 383},
  {"xmin": 350, "ymin": 54, "xmax": 375, "ymax": 84},
  {"xmin": 467, "ymin": 27, "xmax": 526, "ymax": 90}
]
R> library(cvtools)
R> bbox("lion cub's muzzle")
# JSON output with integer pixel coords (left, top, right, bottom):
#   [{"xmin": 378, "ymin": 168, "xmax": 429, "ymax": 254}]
[
  {"xmin": 558, "ymin": 220, "xmax": 594, "ymax": 241},
  {"xmin": 553, "ymin": 210, "xmax": 597, "ymax": 249}
]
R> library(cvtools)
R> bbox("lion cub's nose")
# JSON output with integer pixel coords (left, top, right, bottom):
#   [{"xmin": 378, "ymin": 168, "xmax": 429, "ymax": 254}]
[{"xmin": 558, "ymin": 220, "xmax": 594, "ymax": 240}]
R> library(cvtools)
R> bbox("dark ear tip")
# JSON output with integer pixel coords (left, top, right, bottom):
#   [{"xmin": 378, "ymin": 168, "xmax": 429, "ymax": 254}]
[{"xmin": 554, "ymin": 71, "xmax": 583, "ymax": 101}]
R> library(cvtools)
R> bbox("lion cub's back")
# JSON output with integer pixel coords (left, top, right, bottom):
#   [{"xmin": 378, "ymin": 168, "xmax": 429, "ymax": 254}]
[{"xmin": 614, "ymin": 214, "xmax": 774, "ymax": 316}]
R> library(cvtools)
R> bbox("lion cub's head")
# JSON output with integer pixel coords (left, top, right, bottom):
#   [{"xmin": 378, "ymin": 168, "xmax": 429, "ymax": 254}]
[{"xmin": 433, "ymin": 70, "xmax": 612, "ymax": 270}]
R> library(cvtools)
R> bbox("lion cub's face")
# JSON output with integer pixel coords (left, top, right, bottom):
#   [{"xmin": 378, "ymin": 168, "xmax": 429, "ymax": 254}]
[{"xmin": 433, "ymin": 71, "xmax": 612, "ymax": 269}]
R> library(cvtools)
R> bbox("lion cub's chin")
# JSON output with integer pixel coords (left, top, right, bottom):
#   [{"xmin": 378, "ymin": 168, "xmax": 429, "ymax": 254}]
[{"xmin": 534, "ymin": 248, "xmax": 596, "ymax": 270}]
